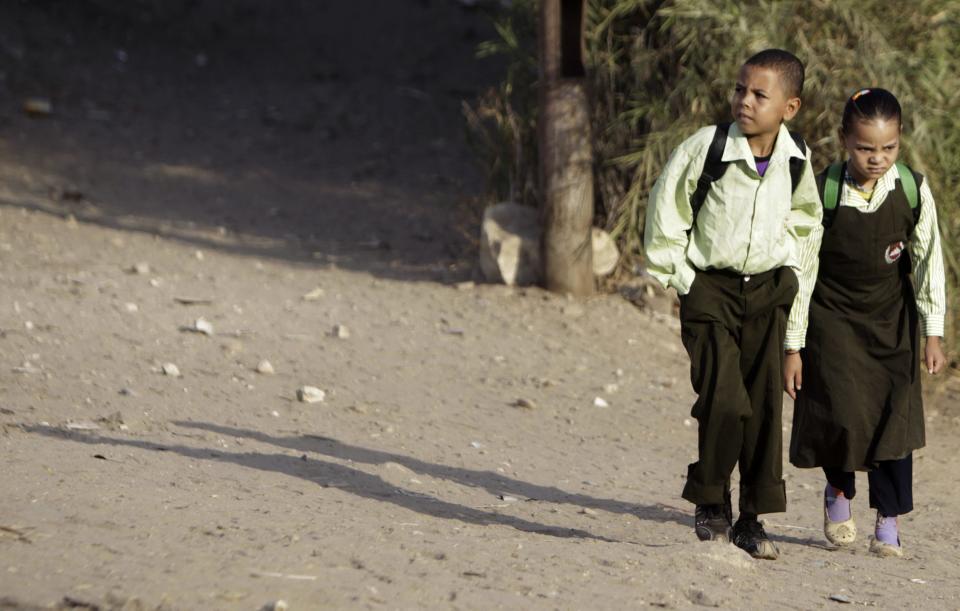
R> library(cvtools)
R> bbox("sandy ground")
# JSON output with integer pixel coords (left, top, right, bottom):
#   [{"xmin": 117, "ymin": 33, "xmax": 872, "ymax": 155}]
[{"xmin": 2, "ymin": 2, "xmax": 960, "ymax": 609}]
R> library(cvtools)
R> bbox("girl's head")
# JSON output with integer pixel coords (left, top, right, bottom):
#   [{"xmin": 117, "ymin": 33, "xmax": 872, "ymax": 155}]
[{"xmin": 839, "ymin": 88, "xmax": 902, "ymax": 187}]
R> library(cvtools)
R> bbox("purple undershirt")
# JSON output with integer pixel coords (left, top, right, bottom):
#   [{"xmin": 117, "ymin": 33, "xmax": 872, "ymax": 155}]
[{"xmin": 755, "ymin": 155, "xmax": 772, "ymax": 177}]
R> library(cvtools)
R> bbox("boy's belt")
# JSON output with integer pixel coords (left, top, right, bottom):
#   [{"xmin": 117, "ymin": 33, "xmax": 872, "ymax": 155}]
[{"xmin": 698, "ymin": 267, "xmax": 778, "ymax": 284}]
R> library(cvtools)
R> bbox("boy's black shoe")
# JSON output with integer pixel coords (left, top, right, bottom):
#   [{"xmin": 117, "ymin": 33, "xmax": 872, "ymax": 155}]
[
  {"xmin": 695, "ymin": 504, "xmax": 732, "ymax": 542},
  {"xmin": 732, "ymin": 518, "xmax": 779, "ymax": 560}
]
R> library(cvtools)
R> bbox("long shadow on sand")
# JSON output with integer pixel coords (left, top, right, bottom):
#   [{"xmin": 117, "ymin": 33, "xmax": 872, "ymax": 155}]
[
  {"xmin": 175, "ymin": 421, "xmax": 694, "ymax": 529},
  {"xmin": 28, "ymin": 425, "xmax": 624, "ymax": 543}
]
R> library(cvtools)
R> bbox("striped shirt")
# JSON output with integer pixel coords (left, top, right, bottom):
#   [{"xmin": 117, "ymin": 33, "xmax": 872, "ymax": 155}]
[
  {"xmin": 785, "ymin": 163, "xmax": 946, "ymax": 346},
  {"xmin": 644, "ymin": 123, "xmax": 824, "ymax": 345}
]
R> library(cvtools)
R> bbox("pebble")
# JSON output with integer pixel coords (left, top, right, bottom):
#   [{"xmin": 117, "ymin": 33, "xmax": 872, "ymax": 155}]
[
  {"xmin": 297, "ymin": 386, "xmax": 326, "ymax": 403},
  {"xmin": 332, "ymin": 324, "xmax": 350, "ymax": 339},
  {"xmin": 123, "ymin": 302, "xmax": 139, "ymax": 313},
  {"xmin": 470, "ymin": 441, "xmax": 483, "ymax": 449},
  {"xmin": 260, "ymin": 600, "xmax": 288, "ymax": 611},
  {"xmin": 512, "ymin": 398, "xmax": 536, "ymax": 410},
  {"xmin": 129, "ymin": 262, "xmax": 151, "ymax": 275},
  {"xmin": 256, "ymin": 360, "xmax": 275, "ymax": 375},
  {"xmin": 192, "ymin": 317, "xmax": 214, "ymax": 336},
  {"xmin": 593, "ymin": 397, "xmax": 609, "ymax": 408},
  {"xmin": 603, "ymin": 383, "xmax": 619, "ymax": 394},
  {"xmin": 302, "ymin": 287, "xmax": 325, "ymax": 301},
  {"xmin": 162, "ymin": 363, "xmax": 181, "ymax": 377}
]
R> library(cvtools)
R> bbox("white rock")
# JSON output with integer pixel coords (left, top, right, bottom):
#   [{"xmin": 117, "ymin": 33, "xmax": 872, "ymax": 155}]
[
  {"xmin": 132, "ymin": 262, "xmax": 151, "ymax": 275},
  {"xmin": 479, "ymin": 202, "xmax": 542, "ymax": 286},
  {"xmin": 256, "ymin": 360, "xmax": 275, "ymax": 375},
  {"xmin": 297, "ymin": 386, "xmax": 326, "ymax": 403},
  {"xmin": 302, "ymin": 287, "xmax": 325, "ymax": 301},
  {"xmin": 470, "ymin": 441, "xmax": 484, "ymax": 449},
  {"xmin": 192, "ymin": 317, "xmax": 214, "ymax": 336},
  {"xmin": 591, "ymin": 227, "xmax": 620, "ymax": 276},
  {"xmin": 331, "ymin": 324, "xmax": 350, "ymax": 339},
  {"xmin": 123, "ymin": 302, "xmax": 139, "ymax": 313},
  {"xmin": 162, "ymin": 363, "xmax": 181, "ymax": 377},
  {"xmin": 194, "ymin": 250, "xmax": 205, "ymax": 260},
  {"xmin": 593, "ymin": 397, "xmax": 609, "ymax": 408}
]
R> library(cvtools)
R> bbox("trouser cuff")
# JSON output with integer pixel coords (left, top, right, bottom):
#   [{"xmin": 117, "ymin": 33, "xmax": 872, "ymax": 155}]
[
  {"xmin": 739, "ymin": 481, "xmax": 786, "ymax": 515},
  {"xmin": 681, "ymin": 468, "xmax": 729, "ymax": 506}
]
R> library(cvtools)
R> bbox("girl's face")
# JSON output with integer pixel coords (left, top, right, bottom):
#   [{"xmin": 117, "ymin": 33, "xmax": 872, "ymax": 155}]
[{"xmin": 840, "ymin": 117, "xmax": 901, "ymax": 188}]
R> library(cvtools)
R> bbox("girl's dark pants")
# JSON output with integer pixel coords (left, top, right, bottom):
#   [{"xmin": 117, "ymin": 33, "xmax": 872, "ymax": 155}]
[
  {"xmin": 679, "ymin": 266, "xmax": 799, "ymax": 515},
  {"xmin": 823, "ymin": 455, "xmax": 913, "ymax": 517}
]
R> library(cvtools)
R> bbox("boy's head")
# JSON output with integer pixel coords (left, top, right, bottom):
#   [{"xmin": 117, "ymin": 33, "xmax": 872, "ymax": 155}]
[{"xmin": 731, "ymin": 49, "xmax": 804, "ymax": 138}]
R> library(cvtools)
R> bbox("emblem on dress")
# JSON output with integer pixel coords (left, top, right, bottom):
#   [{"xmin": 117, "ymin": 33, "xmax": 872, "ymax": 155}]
[{"xmin": 884, "ymin": 241, "xmax": 906, "ymax": 264}]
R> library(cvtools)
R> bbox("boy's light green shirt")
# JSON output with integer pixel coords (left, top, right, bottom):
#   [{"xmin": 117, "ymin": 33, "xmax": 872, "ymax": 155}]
[{"xmin": 643, "ymin": 122, "xmax": 823, "ymax": 349}]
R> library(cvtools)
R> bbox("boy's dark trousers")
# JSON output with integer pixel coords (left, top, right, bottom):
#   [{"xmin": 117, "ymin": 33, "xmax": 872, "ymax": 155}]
[{"xmin": 679, "ymin": 266, "xmax": 799, "ymax": 515}]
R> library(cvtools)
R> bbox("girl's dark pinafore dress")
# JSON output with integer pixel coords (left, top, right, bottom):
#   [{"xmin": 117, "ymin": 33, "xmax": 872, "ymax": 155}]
[{"xmin": 790, "ymin": 165, "xmax": 925, "ymax": 472}]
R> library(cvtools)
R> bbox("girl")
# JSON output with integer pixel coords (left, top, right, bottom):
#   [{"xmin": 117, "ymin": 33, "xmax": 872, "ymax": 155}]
[{"xmin": 785, "ymin": 88, "xmax": 947, "ymax": 557}]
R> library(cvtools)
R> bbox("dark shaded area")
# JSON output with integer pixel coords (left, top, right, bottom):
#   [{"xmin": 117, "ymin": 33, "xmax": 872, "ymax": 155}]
[
  {"xmin": 27, "ymin": 423, "xmax": 615, "ymax": 542},
  {"xmin": 560, "ymin": 0, "xmax": 586, "ymax": 78},
  {"xmin": 0, "ymin": 0, "xmax": 505, "ymax": 281},
  {"xmin": 176, "ymin": 419, "xmax": 692, "ymax": 528}
]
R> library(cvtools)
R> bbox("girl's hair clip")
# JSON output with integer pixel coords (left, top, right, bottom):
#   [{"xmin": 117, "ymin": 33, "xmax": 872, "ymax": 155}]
[{"xmin": 851, "ymin": 88, "xmax": 871, "ymax": 101}]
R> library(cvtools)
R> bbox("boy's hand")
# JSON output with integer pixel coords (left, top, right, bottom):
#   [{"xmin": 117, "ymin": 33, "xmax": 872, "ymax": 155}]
[
  {"xmin": 783, "ymin": 351, "xmax": 802, "ymax": 400},
  {"xmin": 925, "ymin": 336, "xmax": 947, "ymax": 374}
]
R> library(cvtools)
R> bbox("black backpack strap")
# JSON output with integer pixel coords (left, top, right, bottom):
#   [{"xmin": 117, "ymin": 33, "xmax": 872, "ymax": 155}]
[
  {"xmin": 688, "ymin": 122, "xmax": 731, "ymax": 231},
  {"xmin": 788, "ymin": 130, "xmax": 807, "ymax": 192}
]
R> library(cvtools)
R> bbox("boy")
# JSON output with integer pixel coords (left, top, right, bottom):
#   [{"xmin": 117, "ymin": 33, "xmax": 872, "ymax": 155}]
[{"xmin": 643, "ymin": 49, "xmax": 823, "ymax": 559}]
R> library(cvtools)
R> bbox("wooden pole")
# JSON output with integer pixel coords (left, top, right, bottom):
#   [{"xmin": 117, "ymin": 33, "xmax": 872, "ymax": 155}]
[{"xmin": 539, "ymin": 0, "xmax": 594, "ymax": 297}]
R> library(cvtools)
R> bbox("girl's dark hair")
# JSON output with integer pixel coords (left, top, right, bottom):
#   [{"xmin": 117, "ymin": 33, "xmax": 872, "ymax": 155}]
[{"xmin": 841, "ymin": 88, "xmax": 902, "ymax": 134}]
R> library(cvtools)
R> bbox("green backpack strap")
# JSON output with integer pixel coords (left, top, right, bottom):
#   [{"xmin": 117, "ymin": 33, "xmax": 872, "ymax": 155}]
[
  {"xmin": 821, "ymin": 163, "xmax": 844, "ymax": 226},
  {"xmin": 896, "ymin": 161, "xmax": 919, "ymax": 210}
]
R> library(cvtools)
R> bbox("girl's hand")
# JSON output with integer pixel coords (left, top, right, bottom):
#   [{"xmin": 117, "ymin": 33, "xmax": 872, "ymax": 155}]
[
  {"xmin": 783, "ymin": 351, "xmax": 803, "ymax": 400},
  {"xmin": 925, "ymin": 336, "xmax": 947, "ymax": 374}
]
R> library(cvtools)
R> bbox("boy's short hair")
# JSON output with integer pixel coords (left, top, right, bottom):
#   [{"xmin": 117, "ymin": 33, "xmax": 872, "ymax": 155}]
[{"xmin": 744, "ymin": 49, "xmax": 805, "ymax": 99}]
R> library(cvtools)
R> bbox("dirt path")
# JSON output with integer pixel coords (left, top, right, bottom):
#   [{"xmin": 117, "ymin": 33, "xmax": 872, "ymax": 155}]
[{"xmin": 2, "ymin": 2, "xmax": 960, "ymax": 609}]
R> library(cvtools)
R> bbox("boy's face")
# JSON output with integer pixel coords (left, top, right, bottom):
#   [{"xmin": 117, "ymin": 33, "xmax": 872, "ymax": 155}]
[{"xmin": 730, "ymin": 65, "xmax": 800, "ymax": 138}]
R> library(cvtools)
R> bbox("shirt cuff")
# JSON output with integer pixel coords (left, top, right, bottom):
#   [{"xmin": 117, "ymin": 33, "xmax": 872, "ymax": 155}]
[
  {"xmin": 783, "ymin": 328, "xmax": 805, "ymax": 351},
  {"xmin": 922, "ymin": 314, "xmax": 945, "ymax": 338},
  {"xmin": 673, "ymin": 262, "xmax": 697, "ymax": 296}
]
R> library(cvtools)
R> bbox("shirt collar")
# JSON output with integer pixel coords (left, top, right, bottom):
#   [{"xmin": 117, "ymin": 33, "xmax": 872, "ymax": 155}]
[
  {"xmin": 843, "ymin": 163, "xmax": 899, "ymax": 193},
  {"xmin": 722, "ymin": 122, "xmax": 806, "ymax": 164}
]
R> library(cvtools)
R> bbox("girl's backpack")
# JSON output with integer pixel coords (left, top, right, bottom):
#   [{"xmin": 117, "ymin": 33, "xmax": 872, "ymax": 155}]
[{"xmin": 820, "ymin": 162, "xmax": 921, "ymax": 228}]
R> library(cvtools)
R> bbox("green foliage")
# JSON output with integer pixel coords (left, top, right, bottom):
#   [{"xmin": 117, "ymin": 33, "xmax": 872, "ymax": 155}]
[
  {"xmin": 468, "ymin": 0, "xmax": 960, "ymax": 352},
  {"xmin": 463, "ymin": 0, "xmax": 540, "ymax": 207}
]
